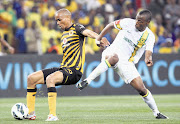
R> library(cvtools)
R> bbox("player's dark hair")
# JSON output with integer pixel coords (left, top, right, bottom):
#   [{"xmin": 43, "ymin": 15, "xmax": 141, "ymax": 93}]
[{"xmin": 138, "ymin": 9, "xmax": 152, "ymax": 22}]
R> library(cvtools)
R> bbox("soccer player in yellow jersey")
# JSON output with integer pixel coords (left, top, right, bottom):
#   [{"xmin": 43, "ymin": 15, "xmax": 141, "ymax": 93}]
[{"xmin": 26, "ymin": 8, "xmax": 109, "ymax": 121}]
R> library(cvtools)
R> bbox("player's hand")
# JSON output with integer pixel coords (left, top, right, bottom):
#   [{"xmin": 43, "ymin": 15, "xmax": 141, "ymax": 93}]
[
  {"xmin": 8, "ymin": 46, "xmax": 15, "ymax": 54},
  {"xmin": 96, "ymin": 37, "xmax": 110, "ymax": 48},
  {"xmin": 146, "ymin": 60, "xmax": 153, "ymax": 66},
  {"xmin": 96, "ymin": 35, "xmax": 102, "ymax": 41},
  {"xmin": 101, "ymin": 37, "xmax": 110, "ymax": 47},
  {"xmin": 145, "ymin": 57, "xmax": 153, "ymax": 67}
]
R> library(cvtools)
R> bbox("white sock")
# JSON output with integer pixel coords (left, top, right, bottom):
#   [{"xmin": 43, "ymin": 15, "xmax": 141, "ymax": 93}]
[
  {"xmin": 86, "ymin": 60, "xmax": 111, "ymax": 84},
  {"xmin": 142, "ymin": 90, "xmax": 160, "ymax": 117}
]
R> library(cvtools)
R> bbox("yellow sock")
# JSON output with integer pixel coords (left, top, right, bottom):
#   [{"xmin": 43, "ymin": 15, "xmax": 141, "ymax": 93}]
[
  {"xmin": 27, "ymin": 87, "xmax": 37, "ymax": 114},
  {"xmin": 48, "ymin": 92, "xmax": 57, "ymax": 116}
]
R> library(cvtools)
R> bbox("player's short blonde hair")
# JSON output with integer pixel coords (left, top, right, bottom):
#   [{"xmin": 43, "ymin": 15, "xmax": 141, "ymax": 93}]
[{"xmin": 55, "ymin": 8, "xmax": 71, "ymax": 16}]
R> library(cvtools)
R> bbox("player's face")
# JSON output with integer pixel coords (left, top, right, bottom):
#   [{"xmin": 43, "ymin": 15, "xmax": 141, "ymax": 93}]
[
  {"xmin": 135, "ymin": 14, "xmax": 149, "ymax": 32},
  {"xmin": 55, "ymin": 13, "xmax": 68, "ymax": 30}
]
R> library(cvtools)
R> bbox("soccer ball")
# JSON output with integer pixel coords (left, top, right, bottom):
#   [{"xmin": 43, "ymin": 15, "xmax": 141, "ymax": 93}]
[{"xmin": 11, "ymin": 103, "xmax": 29, "ymax": 120}]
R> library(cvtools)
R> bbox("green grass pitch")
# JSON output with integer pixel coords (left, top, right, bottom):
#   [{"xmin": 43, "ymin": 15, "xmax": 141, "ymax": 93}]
[{"xmin": 0, "ymin": 94, "xmax": 180, "ymax": 124}]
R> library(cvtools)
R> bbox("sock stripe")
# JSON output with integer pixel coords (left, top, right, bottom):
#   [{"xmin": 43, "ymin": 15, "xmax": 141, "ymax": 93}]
[
  {"xmin": 105, "ymin": 60, "xmax": 111, "ymax": 68},
  {"xmin": 48, "ymin": 87, "xmax": 57, "ymax": 92},
  {"xmin": 27, "ymin": 88, "xmax": 37, "ymax": 92},
  {"xmin": 142, "ymin": 89, "xmax": 149, "ymax": 97}
]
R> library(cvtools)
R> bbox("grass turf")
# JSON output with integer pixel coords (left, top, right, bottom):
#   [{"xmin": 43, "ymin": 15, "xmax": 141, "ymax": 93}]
[{"xmin": 0, "ymin": 94, "xmax": 180, "ymax": 124}]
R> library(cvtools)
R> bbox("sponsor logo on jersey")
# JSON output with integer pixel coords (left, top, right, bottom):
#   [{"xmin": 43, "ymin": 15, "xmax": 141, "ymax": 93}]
[
  {"xmin": 63, "ymin": 38, "xmax": 67, "ymax": 44},
  {"xmin": 123, "ymin": 37, "xmax": 137, "ymax": 48},
  {"xmin": 127, "ymin": 30, "xmax": 131, "ymax": 33},
  {"xmin": 69, "ymin": 30, "xmax": 74, "ymax": 36},
  {"xmin": 62, "ymin": 38, "xmax": 70, "ymax": 47}
]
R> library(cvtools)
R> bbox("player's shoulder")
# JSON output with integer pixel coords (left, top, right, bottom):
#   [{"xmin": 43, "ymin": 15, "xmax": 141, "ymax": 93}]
[
  {"xmin": 75, "ymin": 23, "xmax": 85, "ymax": 29},
  {"xmin": 146, "ymin": 27, "xmax": 155, "ymax": 40},
  {"xmin": 115, "ymin": 18, "xmax": 135, "ymax": 24},
  {"xmin": 119, "ymin": 18, "xmax": 136, "ymax": 28},
  {"xmin": 121, "ymin": 18, "xmax": 136, "ymax": 23},
  {"xmin": 146, "ymin": 27, "xmax": 155, "ymax": 37},
  {"xmin": 74, "ymin": 23, "xmax": 86, "ymax": 35}
]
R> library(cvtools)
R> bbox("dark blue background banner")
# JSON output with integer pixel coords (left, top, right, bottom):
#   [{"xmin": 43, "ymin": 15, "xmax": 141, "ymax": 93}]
[{"xmin": 0, "ymin": 54, "xmax": 179, "ymax": 97}]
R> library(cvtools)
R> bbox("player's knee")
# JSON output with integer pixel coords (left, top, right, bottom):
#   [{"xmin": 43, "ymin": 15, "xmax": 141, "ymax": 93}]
[
  {"xmin": 46, "ymin": 75, "xmax": 55, "ymax": 86},
  {"xmin": 105, "ymin": 55, "xmax": 109, "ymax": 59},
  {"xmin": 27, "ymin": 74, "xmax": 35, "ymax": 86},
  {"xmin": 138, "ymin": 88, "xmax": 147, "ymax": 96},
  {"xmin": 109, "ymin": 54, "xmax": 119, "ymax": 66}
]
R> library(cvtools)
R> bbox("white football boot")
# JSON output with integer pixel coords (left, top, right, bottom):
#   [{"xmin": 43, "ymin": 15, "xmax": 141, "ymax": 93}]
[
  {"xmin": 45, "ymin": 114, "xmax": 59, "ymax": 121},
  {"xmin": 25, "ymin": 113, "xmax": 36, "ymax": 120}
]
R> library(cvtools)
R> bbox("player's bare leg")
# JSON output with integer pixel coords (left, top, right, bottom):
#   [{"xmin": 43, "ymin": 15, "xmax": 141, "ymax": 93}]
[
  {"xmin": 45, "ymin": 71, "xmax": 63, "ymax": 121},
  {"xmin": 26, "ymin": 71, "xmax": 45, "ymax": 120},
  {"xmin": 130, "ymin": 77, "xmax": 168, "ymax": 119},
  {"xmin": 77, "ymin": 54, "xmax": 119, "ymax": 90}
]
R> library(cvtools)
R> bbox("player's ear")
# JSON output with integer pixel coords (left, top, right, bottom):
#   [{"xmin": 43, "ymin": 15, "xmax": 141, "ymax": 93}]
[
  {"xmin": 65, "ymin": 17, "xmax": 70, "ymax": 22},
  {"xmin": 146, "ymin": 20, "xmax": 150, "ymax": 26}
]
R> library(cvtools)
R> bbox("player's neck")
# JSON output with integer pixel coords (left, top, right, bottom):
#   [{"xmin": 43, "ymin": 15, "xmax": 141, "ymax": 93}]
[
  {"xmin": 67, "ymin": 22, "xmax": 73, "ymax": 28},
  {"xmin": 138, "ymin": 27, "xmax": 146, "ymax": 32},
  {"xmin": 65, "ymin": 22, "xmax": 73, "ymax": 31}
]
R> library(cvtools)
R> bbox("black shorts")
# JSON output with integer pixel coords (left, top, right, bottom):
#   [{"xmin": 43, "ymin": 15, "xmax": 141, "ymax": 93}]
[{"xmin": 42, "ymin": 67, "xmax": 82, "ymax": 85}]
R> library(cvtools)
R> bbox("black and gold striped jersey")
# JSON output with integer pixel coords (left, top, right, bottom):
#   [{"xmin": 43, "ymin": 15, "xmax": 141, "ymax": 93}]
[{"xmin": 60, "ymin": 23, "xmax": 86, "ymax": 73}]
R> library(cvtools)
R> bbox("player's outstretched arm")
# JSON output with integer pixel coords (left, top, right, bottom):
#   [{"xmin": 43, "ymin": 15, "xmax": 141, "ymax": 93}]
[
  {"xmin": 0, "ymin": 38, "xmax": 15, "ymax": 54},
  {"xmin": 82, "ymin": 29, "xmax": 99, "ymax": 39},
  {"xmin": 145, "ymin": 50, "xmax": 153, "ymax": 66},
  {"xmin": 97, "ymin": 22, "xmax": 114, "ymax": 41},
  {"xmin": 82, "ymin": 29, "xmax": 110, "ymax": 47}
]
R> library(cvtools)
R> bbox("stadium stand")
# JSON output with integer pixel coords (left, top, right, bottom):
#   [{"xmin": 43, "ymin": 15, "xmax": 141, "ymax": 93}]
[{"xmin": 0, "ymin": 0, "xmax": 180, "ymax": 54}]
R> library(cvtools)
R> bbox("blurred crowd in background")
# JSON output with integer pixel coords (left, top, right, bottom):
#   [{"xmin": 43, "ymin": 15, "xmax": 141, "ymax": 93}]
[{"xmin": 0, "ymin": 0, "xmax": 180, "ymax": 55}]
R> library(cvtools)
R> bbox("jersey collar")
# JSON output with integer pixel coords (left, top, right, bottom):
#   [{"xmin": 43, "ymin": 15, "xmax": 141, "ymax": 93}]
[{"xmin": 65, "ymin": 24, "xmax": 74, "ymax": 31}]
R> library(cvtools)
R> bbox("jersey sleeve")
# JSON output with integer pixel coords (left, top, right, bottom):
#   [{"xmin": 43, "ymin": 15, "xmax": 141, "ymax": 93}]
[
  {"xmin": 113, "ymin": 18, "xmax": 133, "ymax": 30},
  {"xmin": 114, "ymin": 20, "xmax": 122, "ymax": 30},
  {"xmin": 145, "ymin": 33, "xmax": 155, "ymax": 52},
  {"xmin": 75, "ymin": 23, "xmax": 86, "ymax": 36}
]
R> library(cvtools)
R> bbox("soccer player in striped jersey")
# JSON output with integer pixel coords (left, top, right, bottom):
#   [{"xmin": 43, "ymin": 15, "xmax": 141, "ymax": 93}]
[
  {"xmin": 77, "ymin": 9, "xmax": 168, "ymax": 119},
  {"xmin": 26, "ymin": 8, "xmax": 109, "ymax": 121}
]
